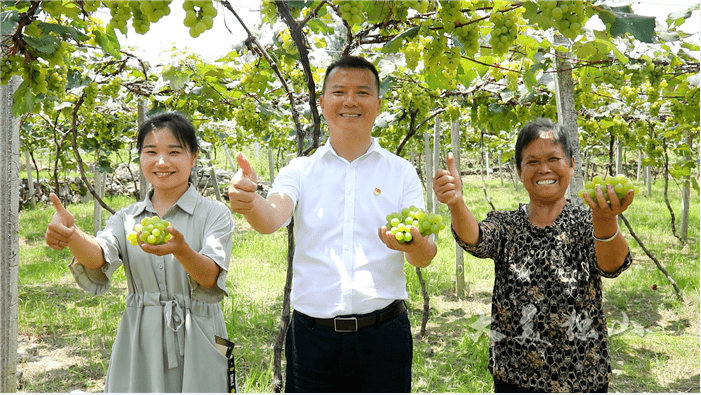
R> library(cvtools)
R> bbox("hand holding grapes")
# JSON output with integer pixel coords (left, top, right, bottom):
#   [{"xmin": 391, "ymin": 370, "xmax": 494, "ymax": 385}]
[
  {"xmin": 378, "ymin": 223, "xmax": 432, "ymax": 254},
  {"xmin": 228, "ymin": 152, "xmax": 259, "ymax": 215},
  {"xmin": 135, "ymin": 222, "xmax": 188, "ymax": 257},
  {"xmin": 579, "ymin": 175, "xmax": 636, "ymax": 222}
]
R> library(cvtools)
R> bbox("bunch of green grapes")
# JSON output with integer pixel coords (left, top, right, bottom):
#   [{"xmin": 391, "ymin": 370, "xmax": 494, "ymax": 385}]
[
  {"xmin": 577, "ymin": 174, "xmax": 639, "ymax": 205},
  {"xmin": 42, "ymin": 42, "xmax": 70, "ymax": 68},
  {"xmin": 627, "ymin": 67, "xmax": 645, "ymax": 87},
  {"xmin": 139, "ymin": 1, "xmax": 171, "ymax": 23},
  {"xmin": 20, "ymin": 63, "xmax": 48, "ymax": 95},
  {"xmin": 606, "ymin": 116, "xmax": 628, "ymax": 139},
  {"xmin": 645, "ymin": 82, "xmax": 660, "ymax": 103},
  {"xmin": 683, "ymin": 87, "xmax": 700, "ymax": 123},
  {"xmin": 104, "ymin": 1, "xmax": 132, "ymax": 34},
  {"xmin": 421, "ymin": 33, "xmax": 444, "ymax": 70},
  {"xmin": 241, "ymin": 71, "xmax": 268, "ymax": 94},
  {"xmin": 128, "ymin": 216, "xmax": 172, "ymax": 246},
  {"xmin": 684, "ymin": 86, "xmax": 699, "ymax": 109},
  {"xmin": 601, "ymin": 66, "xmax": 624, "ymax": 88},
  {"xmin": 645, "ymin": 62, "xmax": 664, "ymax": 86},
  {"xmin": 276, "ymin": 30, "xmax": 298, "ymax": 59},
  {"xmin": 82, "ymin": 0, "xmax": 100, "ymax": 13},
  {"xmin": 288, "ymin": 68, "xmax": 306, "ymax": 92},
  {"xmin": 421, "ymin": 34, "xmax": 460, "ymax": 89},
  {"xmin": 402, "ymin": 38, "xmax": 425, "ymax": 70},
  {"xmin": 47, "ymin": 70, "xmax": 67, "ymax": 97},
  {"xmin": 101, "ymin": 77, "xmax": 122, "ymax": 98},
  {"xmin": 336, "ymin": 1, "xmax": 364, "ymax": 26},
  {"xmin": 83, "ymin": 82, "xmax": 99, "ymax": 110},
  {"xmin": 0, "ymin": 55, "xmax": 23, "ymax": 85},
  {"xmin": 405, "ymin": 0, "xmax": 430, "ymax": 13},
  {"xmin": 183, "ymin": 0, "xmax": 217, "ymax": 38},
  {"xmin": 435, "ymin": 1, "xmax": 463, "ymax": 34},
  {"xmin": 366, "ymin": 1, "xmax": 398, "ymax": 24},
  {"xmin": 129, "ymin": 3, "xmax": 151, "ymax": 34},
  {"xmin": 234, "ymin": 98, "xmax": 270, "ymax": 134},
  {"xmin": 445, "ymin": 105, "xmax": 461, "ymax": 122},
  {"xmin": 619, "ymin": 86, "xmax": 639, "ymax": 106},
  {"xmin": 453, "ymin": 18, "xmax": 480, "ymax": 56},
  {"xmin": 398, "ymin": 83, "xmax": 433, "ymax": 118},
  {"xmin": 488, "ymin": 6, "xmax": 520, "ymax": 56},
  {"xmin": 668, "ymin": 99, "xmax": 681, "ymax": 116},
  {"xmin": 434, "ymin": 1, "xmax": 479, "ymax": 56},
  {"xmin": 538, "ymin": 1, "xmax": 587, "ymax": 39},
  {"xmin": 385, "ymin": 206, "xmax": 445, "ymax": 243}
]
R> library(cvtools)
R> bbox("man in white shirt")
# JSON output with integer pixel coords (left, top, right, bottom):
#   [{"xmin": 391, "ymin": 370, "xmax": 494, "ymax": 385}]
[{"xmin": 228, "ymin": 55, "xmax": 437, "ymax": 392}]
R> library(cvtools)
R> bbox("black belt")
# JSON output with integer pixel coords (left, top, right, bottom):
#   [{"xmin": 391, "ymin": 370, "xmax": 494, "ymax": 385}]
[{"xmin": 310, "ymin": 300, "xmax": 407, "ymax": 332}]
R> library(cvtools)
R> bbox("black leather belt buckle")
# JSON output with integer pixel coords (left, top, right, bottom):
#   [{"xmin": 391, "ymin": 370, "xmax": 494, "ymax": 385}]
[{"xmin": 333, "ymin": 317, "xmax": 358, "ymax": 332}]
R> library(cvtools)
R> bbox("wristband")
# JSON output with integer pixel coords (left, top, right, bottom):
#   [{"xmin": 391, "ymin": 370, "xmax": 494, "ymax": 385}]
[{"xmin": 593, "ymin": 227, "xmax": 619, "ymax": 242}]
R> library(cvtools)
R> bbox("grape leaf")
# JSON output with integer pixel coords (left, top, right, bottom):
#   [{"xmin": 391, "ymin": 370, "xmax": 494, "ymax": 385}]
[{"xmin": 0, "ymin": 10, "xmax": 18, "ymax": 36}]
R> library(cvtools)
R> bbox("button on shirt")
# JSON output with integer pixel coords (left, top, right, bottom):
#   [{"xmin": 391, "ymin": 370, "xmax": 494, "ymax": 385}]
[{"xmin": 268, "ymin": 138, "xmax": 424, "ymax": 318}]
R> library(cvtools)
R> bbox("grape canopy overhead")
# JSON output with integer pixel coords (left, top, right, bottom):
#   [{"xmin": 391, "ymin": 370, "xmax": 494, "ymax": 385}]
[{"xmin": 0, "ymin": 0, "xmax": 698, "ymax": 186}]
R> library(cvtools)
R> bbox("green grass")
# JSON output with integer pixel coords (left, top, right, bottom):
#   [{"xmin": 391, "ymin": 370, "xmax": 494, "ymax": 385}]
[{"xmin": 15, "ymin": 175, "xmax": 700, "ymax": 393}]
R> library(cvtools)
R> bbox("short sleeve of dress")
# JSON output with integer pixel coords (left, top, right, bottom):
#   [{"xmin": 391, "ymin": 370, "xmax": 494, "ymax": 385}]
[
  {"xmin": 452, "ymin": 210, "xmax": 506, "ymax": 260},
  {"xmin": 190, "ymin": 200, "xmax": 235, "ymax": 302},
  {"xmin": 68, "ymin": 210, "xmax": 127, "ymax": 295}
]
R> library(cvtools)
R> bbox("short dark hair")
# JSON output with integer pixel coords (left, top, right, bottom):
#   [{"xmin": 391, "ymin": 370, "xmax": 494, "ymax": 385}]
[
  {"xmin": 321, "ymin": 55, "xmax": 380, "ymax": 95},
  {"xmin": 137, "ymin": 111, "xmax": 199, "ymax": 156},
  {"xmin": 514, "ymin": 118, "xmax": 573, "ymax": 172}
]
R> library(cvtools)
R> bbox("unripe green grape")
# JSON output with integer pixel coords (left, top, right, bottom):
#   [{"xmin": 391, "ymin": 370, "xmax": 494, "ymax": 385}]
[
  {"xmin": 133, "ymin": 215, "xmax": 172, "ymax": 245},
  {"xmin": 385, "ymin": 206, "xmax": 444, "ymax": 243},
  {"xmin": 578, "ymin": 174, "xmax": 638, "ymax": 206},
  {"xmin": 183, "ymin": 0, "xmax": 216, "ymax": 37}
]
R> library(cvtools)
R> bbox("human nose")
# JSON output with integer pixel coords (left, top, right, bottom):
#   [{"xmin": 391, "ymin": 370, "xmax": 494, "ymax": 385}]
[{"xmin": 343, "ymin": 93, "xmax": 358, "ymax": 106}]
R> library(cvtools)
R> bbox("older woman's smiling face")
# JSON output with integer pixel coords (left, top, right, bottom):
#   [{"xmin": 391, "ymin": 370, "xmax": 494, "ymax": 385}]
[{"xmin": 518, "ymin": 132, "xmax": 574, "ymax": 205}]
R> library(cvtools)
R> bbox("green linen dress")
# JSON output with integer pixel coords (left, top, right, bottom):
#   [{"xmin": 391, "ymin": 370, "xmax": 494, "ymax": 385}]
[{"xmin": 69, "ymin": 185, "xmax": 234, "ymax": 392}]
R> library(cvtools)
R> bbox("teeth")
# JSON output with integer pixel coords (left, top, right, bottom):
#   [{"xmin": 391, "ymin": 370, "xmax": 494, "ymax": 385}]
[
  {"xmin": 156, "ymin": 172, "xmax": 172, "ymax": 176},
  {"xmin": 537, "ymin": 180, "xmax": 556, "ymax": 185},
  {"xmin": 340, "ymin": 114, "xmax": 361, "ymax": 117}
]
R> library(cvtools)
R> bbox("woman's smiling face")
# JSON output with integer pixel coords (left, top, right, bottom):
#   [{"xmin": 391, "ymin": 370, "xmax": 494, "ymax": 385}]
[
  {"xmin": 140, "ymin": 127, "xmax": 198, "ymax": 193},
  {"xmin": 518, "ymin": 131, "xmax": 574, "ymax": 205}
]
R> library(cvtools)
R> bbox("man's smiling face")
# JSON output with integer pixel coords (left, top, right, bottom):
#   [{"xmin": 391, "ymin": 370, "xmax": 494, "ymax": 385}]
[{"xmin": 319, "ymin": 67, "xmax": 381, "ymax": 138}]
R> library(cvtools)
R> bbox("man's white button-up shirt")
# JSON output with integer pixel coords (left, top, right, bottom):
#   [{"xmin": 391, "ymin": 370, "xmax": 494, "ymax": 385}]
[{"xmin": 268, "ymin": 138, "xmax": 425, "ymax": 318}]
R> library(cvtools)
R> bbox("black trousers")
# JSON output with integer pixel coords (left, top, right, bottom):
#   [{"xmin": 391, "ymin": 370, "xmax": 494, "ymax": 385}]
[{"xmin": 285, "ymin": 307, "xmax": 413, "ymax": 393}]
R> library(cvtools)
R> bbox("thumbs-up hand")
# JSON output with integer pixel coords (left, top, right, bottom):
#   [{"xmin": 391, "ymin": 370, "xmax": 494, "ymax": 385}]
[
  {"xmin": 45, "ymin": 193, "xmax": 76, "ymax": 250},
  {"xmin": 228, "ymin": 152, "xmax": 259, "ymax": 215},
  {"xmin": 433, "ymin": 152, "xmax": 463, "ymax": 207}
]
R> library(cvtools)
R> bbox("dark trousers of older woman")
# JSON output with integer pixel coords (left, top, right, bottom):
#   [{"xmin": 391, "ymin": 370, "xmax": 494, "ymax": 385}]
[
  {"xmin": 285, "ymin": 306, "xmax": 413, "ymax": 393},
  {"xmin": 493, "ymin": 378, "xmax": 608, "ymax": 393}
]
